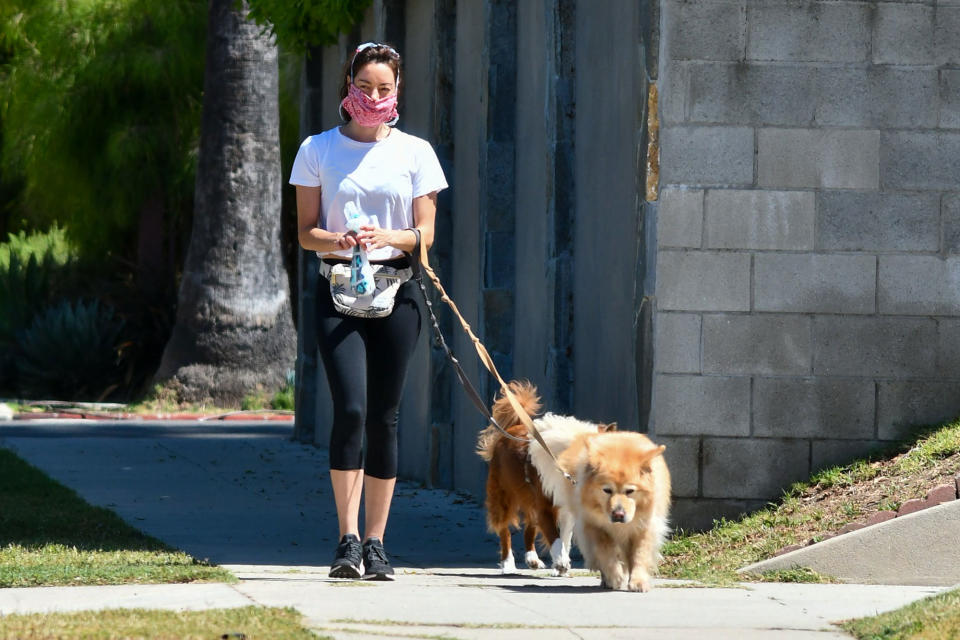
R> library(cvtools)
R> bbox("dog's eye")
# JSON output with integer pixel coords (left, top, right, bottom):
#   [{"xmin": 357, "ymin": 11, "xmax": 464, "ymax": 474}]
[
  {"xmin": 602, "ymin": 487, "xmax": 613, "ymax": 494},
  {"xmin": 624, "ymin": 488, "xmax": 635, "ymax": 495}
]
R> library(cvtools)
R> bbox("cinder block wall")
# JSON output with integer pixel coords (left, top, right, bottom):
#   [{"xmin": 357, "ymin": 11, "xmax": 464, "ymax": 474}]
[{"xmin": 655, "ymin": 0, "xmax": 960, "ymax": 529}]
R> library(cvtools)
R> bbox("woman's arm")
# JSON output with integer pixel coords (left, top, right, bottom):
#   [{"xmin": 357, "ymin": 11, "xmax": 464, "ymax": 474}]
[
  {"xmin": 356, "ymin": 192, "xmax": 437, "ymax": 253},
  {"xmin": 295, "ymin": 185, "xmax": 357, "ymax": 253}
]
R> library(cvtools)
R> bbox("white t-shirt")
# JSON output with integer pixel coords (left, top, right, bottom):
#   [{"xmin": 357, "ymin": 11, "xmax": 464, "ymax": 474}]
[{"xmin": 289, "ymin": 126, "xmax": 448, "ymax": 260}]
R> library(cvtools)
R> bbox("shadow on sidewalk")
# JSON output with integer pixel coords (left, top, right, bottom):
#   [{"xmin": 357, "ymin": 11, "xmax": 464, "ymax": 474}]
[{"xmin": 0, "ymin": 421, "xmax": 499, "ymax": 569}]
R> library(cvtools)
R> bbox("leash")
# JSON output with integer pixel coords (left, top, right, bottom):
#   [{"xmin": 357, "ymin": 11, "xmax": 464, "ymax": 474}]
[{"xmin": 405, "ymin": 231, "xmax": 575, "ymax": 483}]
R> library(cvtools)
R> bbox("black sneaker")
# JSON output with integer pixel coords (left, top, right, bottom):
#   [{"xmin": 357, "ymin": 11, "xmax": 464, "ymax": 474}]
[
  {"xmin": 329, "ymin": 534, "xmax": 362, "ymax": 579},
  {"xmin": 362, "ymin": 537, "xmax": 394, "ymax": 580}
]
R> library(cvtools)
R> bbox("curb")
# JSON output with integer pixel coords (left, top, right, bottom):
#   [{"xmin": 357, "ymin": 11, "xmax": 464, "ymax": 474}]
[
  {"xmin": 742, "ymin": 499, "xmax": 960, "ymax": 586},
  {"xmin": 771, "ymin": 474, "xmax": 960, "ymax": 558},
  {"xmin": 5, "ymin": 410, "xmax": 294, "ymax": 422}
]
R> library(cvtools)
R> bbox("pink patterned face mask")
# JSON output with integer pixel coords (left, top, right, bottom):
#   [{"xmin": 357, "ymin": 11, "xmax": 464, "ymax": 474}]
[{"xmin": 341, "ymin": 84, "xmax": 398, "ymax": 128}]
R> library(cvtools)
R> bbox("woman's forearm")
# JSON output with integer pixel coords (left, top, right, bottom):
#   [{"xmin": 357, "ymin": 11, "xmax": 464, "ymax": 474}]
[{"xmin": 299, "ymin": 227, "xmax": 343, "ymax": 253}]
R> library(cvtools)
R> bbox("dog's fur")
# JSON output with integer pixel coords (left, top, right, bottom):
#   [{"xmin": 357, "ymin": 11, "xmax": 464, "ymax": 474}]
[
  {"xmin": 555, "ymin": 431, "xmax": 670, "ymax": 591},
  {"xmin": 523, "ymin": 390, "xmax": 672, "ymax": 592},
  {"xmin": 476, "ymin": 381, "xmax": 560, "ymax": 573},
  {"xmin": 476, "ymin": 381, "xmax": 614, "ymax": 576}
]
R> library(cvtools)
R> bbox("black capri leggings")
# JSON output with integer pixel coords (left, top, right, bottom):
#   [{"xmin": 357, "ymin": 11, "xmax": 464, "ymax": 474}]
[{"xmin": 317, "ymin": 260, "xmax": 422, "ymax": 479}]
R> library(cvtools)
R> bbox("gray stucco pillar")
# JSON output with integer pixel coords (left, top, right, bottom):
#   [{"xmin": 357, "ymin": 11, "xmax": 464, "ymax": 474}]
[{"xmin": 572, "ymin": 1, "xmax": 646, "ymax": 427}]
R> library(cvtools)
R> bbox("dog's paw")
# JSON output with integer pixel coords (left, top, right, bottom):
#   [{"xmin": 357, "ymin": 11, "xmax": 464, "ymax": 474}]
[
  {"xmin": 549, "ymin": 539, "xmax": 571, "ymax": 576},
  {"xmin": 524, "ymin": 551, "xmax": 545, "ymax": 569},
  {"xmin": 499, "ymin": 554, "xmax": 518, "ymax": 574},
  {"xmin": 628, "ymin": 577, "xmax": 651, "ymax": 593},
  {"xmin": 601, "ymin": 569, "xmax": 629, "ymax": 590},
  {"xmin": 552, "ymin": 556, "xmax": 571, "ymax": 576}
]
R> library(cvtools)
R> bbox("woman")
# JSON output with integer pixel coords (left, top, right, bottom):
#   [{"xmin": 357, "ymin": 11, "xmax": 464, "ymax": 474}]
[{"xmin": 289, "ymin": 42, "xmax": 447, "ymax": 580}]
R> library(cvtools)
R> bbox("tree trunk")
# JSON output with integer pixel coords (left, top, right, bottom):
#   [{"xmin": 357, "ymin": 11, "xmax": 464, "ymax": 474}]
[{"xmin": 156, "ymin": 0, "xmax": 295, "ymax": 404}]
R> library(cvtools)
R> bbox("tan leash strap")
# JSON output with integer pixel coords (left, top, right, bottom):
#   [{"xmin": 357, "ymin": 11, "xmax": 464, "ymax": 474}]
[{"xmin": 416, "ymin": 240, "xmax": 575, "ymax": 484}]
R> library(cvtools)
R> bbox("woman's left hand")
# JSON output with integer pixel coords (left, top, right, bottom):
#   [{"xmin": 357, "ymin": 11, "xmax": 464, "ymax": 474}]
[{"xmin": 356, "ymin": 225, "xmax": 405, "ymax": 251}]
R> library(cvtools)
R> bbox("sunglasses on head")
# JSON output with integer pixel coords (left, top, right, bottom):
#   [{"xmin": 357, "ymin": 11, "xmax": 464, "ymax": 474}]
[{"xmin": 351, "ymin": 42, "xmax": 401, "ymax": 85}]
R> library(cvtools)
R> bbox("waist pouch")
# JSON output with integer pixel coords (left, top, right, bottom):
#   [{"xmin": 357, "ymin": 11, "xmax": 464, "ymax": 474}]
[{"xmin": 320, "ymin": 260, "xmax": 413, "ymax": 318}]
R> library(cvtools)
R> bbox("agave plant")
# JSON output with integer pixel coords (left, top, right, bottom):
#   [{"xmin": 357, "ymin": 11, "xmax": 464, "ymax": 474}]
[
  {"xmin": 15, "ymin": 299, "xmax": 127, "ymax": 401},
  {"xmin": 0, "ymin": 229, "xmax": 78, "ymax": 392}
]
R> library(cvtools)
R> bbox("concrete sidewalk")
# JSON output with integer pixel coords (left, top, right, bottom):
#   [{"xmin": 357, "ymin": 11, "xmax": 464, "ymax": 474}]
[{"xmin": 0, "ymin": 420, "xmax": 950, "ymax": 639}]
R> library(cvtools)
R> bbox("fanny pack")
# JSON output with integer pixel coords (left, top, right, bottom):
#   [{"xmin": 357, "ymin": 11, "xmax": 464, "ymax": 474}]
[{"xmin": 320, "ymin": 260, "xmax": 413, "ymax": 318}]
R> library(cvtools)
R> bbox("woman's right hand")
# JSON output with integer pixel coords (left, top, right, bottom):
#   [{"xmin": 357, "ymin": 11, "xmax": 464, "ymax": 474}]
[{"xmin": 333, "ymin": 231, "xmax": 359, "ymax": 251}]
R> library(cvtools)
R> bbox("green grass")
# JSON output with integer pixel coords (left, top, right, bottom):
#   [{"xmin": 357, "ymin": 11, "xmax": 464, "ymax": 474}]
[
  {"xmin": 0, "ymin": 606, "xmax": 325, "ymax": 640},
  {"xmin": 842, "ymin": 586, "xmax": 960, "ymax": 639},
  {"xmin": 0, "ymin": 448, "xmax": 232, "ymax": 587},
  {"xmin": 661, "ymin": 418, "xmax": 960, "ymax": 585}
]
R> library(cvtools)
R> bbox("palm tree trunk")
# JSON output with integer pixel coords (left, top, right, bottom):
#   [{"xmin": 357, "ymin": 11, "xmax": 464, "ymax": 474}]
[{"xmin": 156, "ymin": 0, "xmax": 295, "ymax": 404}]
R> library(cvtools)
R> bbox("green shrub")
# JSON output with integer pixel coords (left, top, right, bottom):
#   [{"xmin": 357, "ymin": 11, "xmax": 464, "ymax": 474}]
[
  {"xmin": 240, "ymin": 372, "xmax": 295, "ymax": 412},
  {"xmin": 15, "ymin": 299, "xmax": 127, "ymax": 401},
  {"xmin": 271, "ymin": 384, "xmax": 294, "ymax": 411},
  {"xmin": 0, "ymin": 228, "xmax": 78, "ymax": 391},
  {"xmin": 241, "ymin": 387, "xmax": 270, "ymax": 411},
  {"xmin": 0, "ymin": 226, "xmax": 75, "ymax": 270},
  {"xmin": 0, "ymin": 228, "xmax": 76, "ymax": 341}
]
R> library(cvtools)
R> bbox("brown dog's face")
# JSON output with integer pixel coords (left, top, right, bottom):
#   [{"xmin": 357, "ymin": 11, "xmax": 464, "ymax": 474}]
[{"xmin": 579, "ymin": 436, "xmax": 665, "ymax": 525}]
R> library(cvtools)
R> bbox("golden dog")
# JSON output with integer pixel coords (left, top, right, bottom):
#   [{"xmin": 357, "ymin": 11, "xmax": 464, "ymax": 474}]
[{"xmin": 553, "ymin": 431, "xmax": 670, "ymax": 591}]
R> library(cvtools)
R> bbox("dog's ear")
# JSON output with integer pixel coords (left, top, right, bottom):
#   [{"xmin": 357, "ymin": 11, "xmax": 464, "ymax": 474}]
[
  {"xmin": 638, "ymin": 444, "xmax": 666, "ymax": 467},
  {"xmin": 598, "ymin": 422, "xmax": 618, "ymax": 433},
  {"xmin": 578, "ymin": 435, "xmax": 597, "ymax": 474}
]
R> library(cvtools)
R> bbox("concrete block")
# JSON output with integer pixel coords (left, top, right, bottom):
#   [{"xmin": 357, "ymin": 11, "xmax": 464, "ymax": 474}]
[
  {"xmin": 813, "ymin": 317, "xmax": 938, "ymax": 378},
  {"xmin": 817, "ymin": 191, "xmax": 940, "ymax": 252},
  {"xmin": 658, "ymin": 188, "xmax": 703, "ymax": 248},
  {"xmin": 653, "ymin": 436, "xmax": 700, "ymax": 498},
  {"xmin": 670, "ymin": 497, "xmax": 767, "ymax": 532},
  {"xmin": 941, "ymin": 70, "xmax": 960, "ymax": 130},
  {"xmin": 656, "ymin": 251, "xmax": 751, "ymax": 311},
  {"xmin": 686, "ymin": 63, "xmax": 816, "ymax": 126},
  {"xmin": 873, "ymin": 4, "xmax": 935, "ymax": 65},
  {"xmin": 937, "ymin": 7, "xmax": 960, "ymax": 66},
  {"xmin": 702, "ymin": 438, "xmax": 810, "ymax": 500},
  {"xmin": 879, "ymin": 256, "xmax": 960, "ymax": 315},
  {"xmin": 485, "ymin": 232, "xmax": 515, "ymax": 287},
  {"xmin": 653, "ymin": 374, "xmax": 750, "ymax": 436},
  {"xmin": 812, "ymin": 440, "xmax": 882, "ymax": 473},
  {"xmin": 705, "ymin": 189, "xmax": 815, "ymax": 250},
  {"xmin": 660, "ymin": 125, "xmax": 755, "ymax": 186},
  {"xmin": 754, "ymin": 378, "xmax": 875, "ymax": 439},
  {"xmin": 945, "ymin": 194, "xmax": 960, "ymax": 255},
  {"xmin": 702, "ymin": 314, "xmax": 811, "ymax": 375},
  {"xmin": 482, "ymin": 288, "xmax": 514, "ymax": 356},
  {"xmin": 816, "ymin": 67, "xmax": 938, "ymax": 129},
  {"xmin": 747, "ymin": 3, "xmax": 871, "ymax": 63},
  {"xmin": 664, "ymin": 0, "xmax": 745, "ymax": 61},
  {"xmin": 758, "ymin": 129, "xmax": 879, "ymax": 189},
  {"xmin": 660, "ymin": 61, "xmax": 688, "ymax": 126},
  {"xmin": 754, "ymin": 253, "xmax": 876, "ymax": 314},
  {"xmin": 939, "ymin": 319, "xmax": 960, "ymax": 379},
  {"xmin": 878, "ymin": 381, "xmax": 960, "ymax": 440},
  {"xmin": 882, "ymin": 131, "xmax": 960, "ymax": 190},
  {"xmin": 654, "ymin": 312, "xmax": 701, "ymax": 374}
]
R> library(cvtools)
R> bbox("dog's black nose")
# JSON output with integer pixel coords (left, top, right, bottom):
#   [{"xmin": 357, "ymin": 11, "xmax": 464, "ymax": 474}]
[{"xmin": 611, "ymin": 509, "xmax": 626, "ymax": 523}]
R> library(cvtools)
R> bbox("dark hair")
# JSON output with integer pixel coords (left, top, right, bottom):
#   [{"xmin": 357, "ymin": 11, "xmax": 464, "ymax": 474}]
[{"xmin": 338, "ymin": 43, "xmax": 402, "ymax": 121}]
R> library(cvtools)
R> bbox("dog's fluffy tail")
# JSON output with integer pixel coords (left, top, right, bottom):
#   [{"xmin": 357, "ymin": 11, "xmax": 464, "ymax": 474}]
[{"xmin": 476, "ymin": 380, "xmax": 542, "ymax": 462}]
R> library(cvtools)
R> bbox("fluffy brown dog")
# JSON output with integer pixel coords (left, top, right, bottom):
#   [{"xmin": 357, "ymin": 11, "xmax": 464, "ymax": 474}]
[
  {"xmin": 477, "ymin": 381, "xmax": 618, "ymax": 575},
  {"xmin": 476, "ymin": 381, "xmax": 560, "ymax": 573},
  {"xmin": 554, "ymin": 431, "xmax": 671, "ymax": 592}
]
